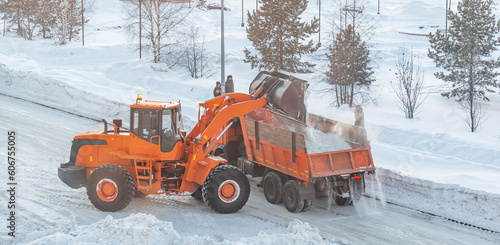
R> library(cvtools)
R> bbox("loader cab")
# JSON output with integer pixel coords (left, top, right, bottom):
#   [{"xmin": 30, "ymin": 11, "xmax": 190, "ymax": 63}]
[{"xmin": 130, "ymin": 96, "xmax": 183, "ymax": 154}]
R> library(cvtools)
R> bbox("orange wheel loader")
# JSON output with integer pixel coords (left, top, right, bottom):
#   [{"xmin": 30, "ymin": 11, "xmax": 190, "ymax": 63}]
[{"xmin": 58, "ymin": 91, "xmax": 268, "ymax": 213}]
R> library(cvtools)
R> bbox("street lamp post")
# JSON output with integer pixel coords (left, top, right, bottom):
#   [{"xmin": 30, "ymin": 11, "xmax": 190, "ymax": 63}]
[
  {"xmin": 445, "ymin": 0, "xmax": 448, "ymax": 38},
  {"xmin": 82, "ymin": 0, "xmax": 84, "ymax": 46},
  {"xmin": 221, "ymin": 0, "xmax": 226, "ymax": 92},
  {"xmin": 318, "ymin": 0, "xmax": 321, "ymax": 47},
  {"xmin": 139, "ymin": 0, "xmax": 142, "ymax": 59}
]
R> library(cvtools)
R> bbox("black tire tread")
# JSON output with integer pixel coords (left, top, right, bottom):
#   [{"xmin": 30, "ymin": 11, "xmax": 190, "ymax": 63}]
[
  {"xmin": 87, "ymin": 164, "xmax": 135, "ymax": 212},
  {"xmin": 263, "ymin": 171, "xmax": 283, "ymax": 204},
  {"xmin": 283, "ymin": 180, "xmax": 305, "ymax": 213},
  {"xmin": 202, "ymin": 165, "xmax": 250, "ymax": 214}
]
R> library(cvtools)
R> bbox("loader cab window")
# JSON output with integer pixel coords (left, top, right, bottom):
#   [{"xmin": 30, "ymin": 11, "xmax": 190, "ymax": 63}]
[
  {"xmin": 161, "ymin": 108, "xmax": 180, "ymax": 152},
  {"xmin": 130, "ymin": 108, "xmax": 160, "ymax": 144}
]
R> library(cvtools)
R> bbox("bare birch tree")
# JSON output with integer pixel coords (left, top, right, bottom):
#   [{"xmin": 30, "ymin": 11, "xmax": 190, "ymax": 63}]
[
  {"xmin": 183, "ymin": 26, "xmax": 216, "ymax": 78},
  {"xmin": 393, "ymin": 46, "xmax": 426, "ymax": 119},
  {"xmin": 124, "ymin": 0, "xmax": 192, "ymax": 64}
]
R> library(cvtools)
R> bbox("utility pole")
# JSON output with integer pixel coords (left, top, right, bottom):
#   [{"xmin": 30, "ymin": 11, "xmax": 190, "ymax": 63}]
[
  {"xmin": 241, "ymin": 0, "xmax": 244, "ymax": 27},
  {"xmin": 139, "ymin": 0, "xmax": 142, "ymax": 59},
  {"xmin": 445, "ymin": 0, "xmax": 448, "ymax": 38},
  {"xmin": 318, "ymin": 0, "xmax": 321, "ymax": 47},
  {"xmin": 377, "ymin": 0, "xmax": 380, "ymax": 14},
  {"xmin": 81, "ymin": 0, "xmax": 84, "ymax": 46},
  {"xmin": 221, "ymin": 0, "xmax": 226, "ymax": 92}
]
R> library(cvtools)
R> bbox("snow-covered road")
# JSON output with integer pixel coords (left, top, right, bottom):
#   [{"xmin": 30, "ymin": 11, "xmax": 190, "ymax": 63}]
[{"xmin": 1, "ymin": 94, "xmax": 499, "ymax": 244}]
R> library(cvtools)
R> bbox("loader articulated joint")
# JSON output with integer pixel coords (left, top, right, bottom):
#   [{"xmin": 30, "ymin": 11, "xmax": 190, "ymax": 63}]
[{"xmin": 194, "ymin": 137, "xmax": 202, "ymax": 145}]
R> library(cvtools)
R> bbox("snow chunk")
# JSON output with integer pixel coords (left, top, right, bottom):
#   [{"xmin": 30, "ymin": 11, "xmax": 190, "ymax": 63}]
[{"xmin": 26, "ymin": 214, "xmax": 339, "ymax": 245}]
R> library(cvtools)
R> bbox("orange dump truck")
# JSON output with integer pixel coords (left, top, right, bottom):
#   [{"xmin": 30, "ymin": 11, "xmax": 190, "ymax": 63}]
[{"xmin": 215, "ymin": 71, "xmax": 376, "ymax": 213}]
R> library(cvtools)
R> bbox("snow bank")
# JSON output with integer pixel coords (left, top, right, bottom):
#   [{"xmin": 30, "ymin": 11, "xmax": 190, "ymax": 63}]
[
  {"xmin": 26, "ymin": 213, "xmax": 337, "ymax": 245},
  {"xmin": 365, "ymin": 168, "xmax": 500, "ymax": 232}
]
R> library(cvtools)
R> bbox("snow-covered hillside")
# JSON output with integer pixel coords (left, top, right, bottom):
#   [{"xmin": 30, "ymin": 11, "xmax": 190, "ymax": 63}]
[{"xmin": 1, "ymin": 0, "xmax": 499, "ymax": 244}]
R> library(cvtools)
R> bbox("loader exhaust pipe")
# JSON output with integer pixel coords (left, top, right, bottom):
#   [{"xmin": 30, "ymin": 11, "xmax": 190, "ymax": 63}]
[{"xmin": 102, "ymin": 119, "xmax": 108, "ymax": 134}]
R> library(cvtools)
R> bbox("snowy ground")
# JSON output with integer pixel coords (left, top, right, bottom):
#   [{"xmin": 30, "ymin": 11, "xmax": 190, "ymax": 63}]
[{"xmin": 1, "ymin": 0, "xmax": 500, "ymax": 244}]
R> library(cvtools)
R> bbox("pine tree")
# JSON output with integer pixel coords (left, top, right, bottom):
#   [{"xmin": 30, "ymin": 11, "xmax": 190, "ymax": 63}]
[
  {"xmin": 428, "ymin": 0, "xmax": 500, "ymax": 132},
  {"xmin": 326, "ymin": 25, "xmax": 373, "ymax": 107},
  {"xmin": 244, "ymin": 0, "xmax": 319, "ymax": 73}
]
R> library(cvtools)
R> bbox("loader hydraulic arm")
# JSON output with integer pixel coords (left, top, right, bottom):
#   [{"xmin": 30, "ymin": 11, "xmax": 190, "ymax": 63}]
[{"xmin": 187, "ymin": 93, "xmax": 267, "ymax": 147}]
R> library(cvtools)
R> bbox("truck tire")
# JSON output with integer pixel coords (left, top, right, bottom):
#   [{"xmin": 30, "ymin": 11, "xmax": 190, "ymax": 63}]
[
  {"xmin": 202, "ymin": 165, "xmax": 250, "ymax": 214},
  {"xmin": 334, "ymin": 194, "xmax": 352, "ymax": 206},
  {"xmin": 302, "ymin": 199, "xmax": 313, "ymax": 212},
  {"xmin": 87, "ymin": 164, "xmax": 135, "ymax": 212},
  {"xmin": 335, "ymin": 176, "xmax": 364, "ymax": 206},
  {"xmin": 283, "ymin": 180, "xmax": 305, "ymax": 213},
  {"xmin": 263, "ymin": 171, "xmax": 283, "ymax": 204}
]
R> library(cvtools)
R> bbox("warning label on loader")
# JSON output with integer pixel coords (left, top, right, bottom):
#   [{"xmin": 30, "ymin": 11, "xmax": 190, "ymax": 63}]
[{"xmin": 6, "ymin": 131, "xmax": 17, "ymax": 237}]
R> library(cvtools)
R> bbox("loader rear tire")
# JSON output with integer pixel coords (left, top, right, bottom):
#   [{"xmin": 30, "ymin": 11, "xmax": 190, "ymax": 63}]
[
  {"xmin": 87, "ymin": 164, "xmax": 135, "ymax": 212},
  {"xmin": 191, "ymin": 187, "xmax": 203, "ymax": 200},
  {"xmin": 202, "ymin": 165, "xmax": 250, "ymax": 214},
  {"xmin": 263, "ymin": 172, "xmax": 283, "ymax": 204},
  {"xmin": 283, "ymin": 180, "xmax": 305, "ymax": 213}
]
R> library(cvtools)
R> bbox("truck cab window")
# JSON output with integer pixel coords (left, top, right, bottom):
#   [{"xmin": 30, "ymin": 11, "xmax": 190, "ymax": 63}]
[
  {"xmin": 161, "ymin": 109, "xmax": 179, "ymax": 152},
  {"xmin": 131, "ymin": 109, "xmax": 160, "ymax": 143}
]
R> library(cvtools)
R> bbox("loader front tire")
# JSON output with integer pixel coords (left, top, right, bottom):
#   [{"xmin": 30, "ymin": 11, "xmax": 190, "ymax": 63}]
[
  {"xmin": 202, "ymin": 165, "xmax": 250, "ymax": 214},
  {"xmin": 283, "ymin": 180, "xmax": 305, "ymax": 213},
  {"xmin": 263, "ymin": 171, "xmax": 283, "ymax": 204},
  {"xmin": 87, "ymin": 164, "xmax": 135, "ymax": 212}
]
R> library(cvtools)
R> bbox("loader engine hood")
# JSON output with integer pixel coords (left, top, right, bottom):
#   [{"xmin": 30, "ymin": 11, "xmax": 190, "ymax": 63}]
[{"xmin": 249, "ymin": 71, "xmax": 309, "ymax": 123}]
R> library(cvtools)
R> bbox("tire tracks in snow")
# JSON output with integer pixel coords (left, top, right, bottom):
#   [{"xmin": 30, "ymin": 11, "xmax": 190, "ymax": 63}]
[{"xmin": 2, "ymin": 93, "xmax": 499, "ymax": 244}]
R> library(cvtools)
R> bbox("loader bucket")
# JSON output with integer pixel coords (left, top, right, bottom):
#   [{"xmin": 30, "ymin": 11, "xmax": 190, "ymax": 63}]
[{"xmin": 249, "ymin": 71, "xmax": 309, "ymax": 123}]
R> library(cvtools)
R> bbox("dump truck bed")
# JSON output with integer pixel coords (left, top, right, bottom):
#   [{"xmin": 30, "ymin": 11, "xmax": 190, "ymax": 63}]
[{"xmin": 242, "ymin": 116, "xmax": 375, "ymax": 182}]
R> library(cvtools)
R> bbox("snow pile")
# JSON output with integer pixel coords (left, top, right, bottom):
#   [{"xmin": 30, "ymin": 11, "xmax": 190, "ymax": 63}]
[
  {"xmin": 305, "ymin": 126, "xmax": 352, "ymax": 153},
  {"xmin": 26, "ymin": 214, "xmax": 337, "ymax": 245},
  {"xmin": 365, "ymin": 168, "xmax": 500, "ymax": 232}
]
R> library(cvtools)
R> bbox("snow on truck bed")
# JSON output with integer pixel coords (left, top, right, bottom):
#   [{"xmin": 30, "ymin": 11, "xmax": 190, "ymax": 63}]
[{"xmin": 304, "ymin": 126, "xmax": 352, "ymax": 154}]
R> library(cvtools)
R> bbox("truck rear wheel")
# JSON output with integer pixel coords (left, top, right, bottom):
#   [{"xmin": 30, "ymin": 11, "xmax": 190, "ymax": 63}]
[
  {"xmin": 263, "ymin": 171, "xmax": 283, "ymax": 204},
  {"xmin": 283, "ymin": 180, "xmax": 305, "ymax": 213},
  {"xmin": 302, "ymin": 199, "xmax": 313, "ymax": 212},
  {"xmin": 202, "ymin": 165, "xmax": 250, "ymax": 214},
  {"xmin": 87, "ymin": 164, "xmax": 135, "ymax": 212},
  {"xmin": 334, "ymin": 175, "xmax": 364, "ymax": 206}
]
